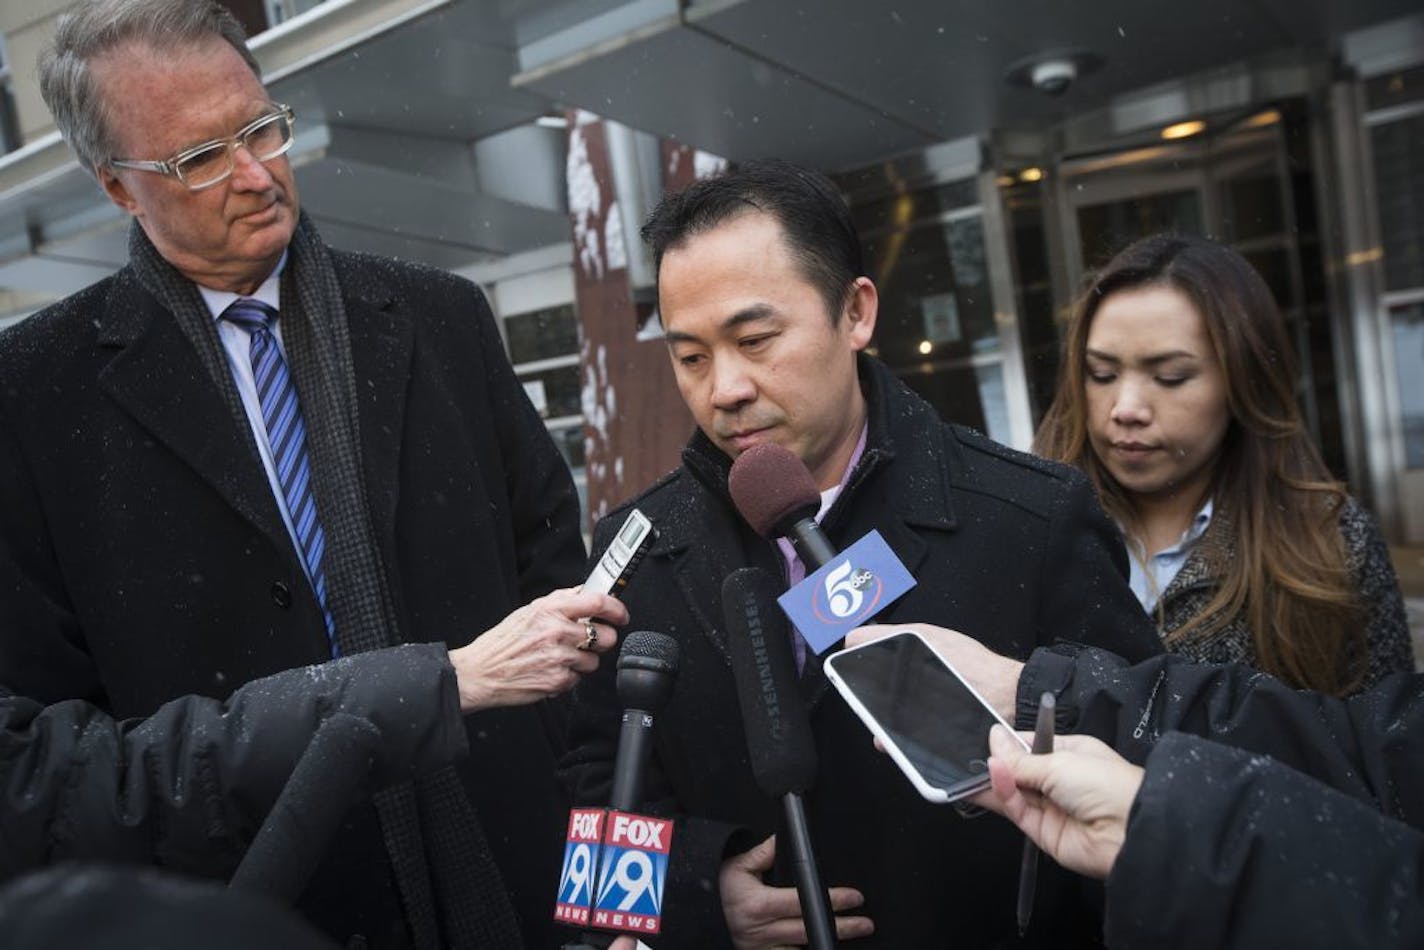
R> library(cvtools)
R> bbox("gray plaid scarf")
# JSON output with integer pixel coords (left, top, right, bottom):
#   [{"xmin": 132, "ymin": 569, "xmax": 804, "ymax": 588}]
[{"xmin": 127, "ymin": 215, "xmax": 521, "ymax": 948}]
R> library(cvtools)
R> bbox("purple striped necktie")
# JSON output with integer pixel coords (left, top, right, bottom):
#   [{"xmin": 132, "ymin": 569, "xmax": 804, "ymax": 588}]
[{"xmin": 222, "ymin": 298, "xmax": 339, "ymax": 657}]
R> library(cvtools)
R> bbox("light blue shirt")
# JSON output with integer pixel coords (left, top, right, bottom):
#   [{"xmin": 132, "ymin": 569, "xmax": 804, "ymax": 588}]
[
  {"xmin": 1127, "ymin": 498, "xmax": 1214, "ymax": 613},
  {"xmin": 197, "ymin": 253, "xmax": 311, "ymax": 582}
]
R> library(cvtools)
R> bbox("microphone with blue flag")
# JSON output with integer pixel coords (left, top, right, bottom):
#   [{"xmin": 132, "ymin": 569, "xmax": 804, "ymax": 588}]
[
  {"xmin": 778, "ymin": 529, "xmax": 916, "ymax": 656},
  {"xmin": 727, "ymin": 442, "xmax": 916, "ymax": 657}
]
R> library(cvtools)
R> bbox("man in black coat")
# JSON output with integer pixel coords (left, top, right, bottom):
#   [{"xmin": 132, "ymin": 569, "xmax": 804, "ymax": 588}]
[
  {"xmin": 0, "ymin": 2, "xmax": 625, "ymax": 946},
  {"xmin": 561, "ymin": 159, "xmax": 1162, "ymax": 948}
]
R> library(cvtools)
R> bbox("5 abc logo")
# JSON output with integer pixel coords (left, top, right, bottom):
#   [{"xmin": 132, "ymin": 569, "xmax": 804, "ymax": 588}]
[{"xmin": 813, "ymin": 558, "xmax": 882, "ymax": 623}]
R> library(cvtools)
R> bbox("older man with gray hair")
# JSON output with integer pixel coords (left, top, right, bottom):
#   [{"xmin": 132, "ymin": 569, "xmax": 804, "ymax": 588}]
[{"xmin": 0, "ymin": 1, "xmax": 621, "ymax": 946}]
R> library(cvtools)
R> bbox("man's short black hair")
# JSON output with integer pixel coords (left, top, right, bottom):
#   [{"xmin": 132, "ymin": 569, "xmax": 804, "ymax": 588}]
[{"xmin": 640, "ymin": 158, "xmax": 865, "ymax": 321}]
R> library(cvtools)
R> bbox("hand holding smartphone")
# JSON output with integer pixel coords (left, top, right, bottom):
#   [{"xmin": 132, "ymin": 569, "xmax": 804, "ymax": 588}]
[{"xmin": 825, "ymin": 630, "xmax": 1028, "ymax": 803}]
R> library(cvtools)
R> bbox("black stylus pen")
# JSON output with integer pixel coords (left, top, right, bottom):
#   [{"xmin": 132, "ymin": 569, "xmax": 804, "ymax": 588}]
[{"xmin": 1016, "ymin": 692, "xmax": 1056, "ymax": 936}]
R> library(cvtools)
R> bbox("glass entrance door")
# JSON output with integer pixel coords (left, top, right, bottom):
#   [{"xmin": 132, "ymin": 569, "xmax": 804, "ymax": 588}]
[
  {"xmin": 1364, "ymin": 66, "xmax": 1424, "ymax": 541},
  {"xmin": 849, "ymin": 171, "xmax": 1034, "ymax": 449},
  {"xmin": 1386, "ymin": 296, "xmax": 1424, "ymax": 540}
]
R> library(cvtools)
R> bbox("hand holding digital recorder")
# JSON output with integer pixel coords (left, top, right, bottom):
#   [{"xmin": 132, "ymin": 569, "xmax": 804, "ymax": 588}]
[
  {"xmin": 581, "ymin": 509, "xmax": 654, "ymax": 597},
  {"xmin": 559, "ymin": 510, "xmax": 660, "ymax": 950},
  {"xmin": 825, "ymin": 629, "xmax": 1027, "ymax": 803}
]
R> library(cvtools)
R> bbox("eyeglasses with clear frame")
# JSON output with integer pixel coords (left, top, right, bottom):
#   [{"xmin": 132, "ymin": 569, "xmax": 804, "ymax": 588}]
[{"xmin": 108, "ymin": 104, "xmax": 296, "ymax": 191}]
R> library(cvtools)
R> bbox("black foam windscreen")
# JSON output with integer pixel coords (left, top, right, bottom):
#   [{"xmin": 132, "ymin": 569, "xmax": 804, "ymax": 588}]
[
  {"xmin": 615, "ymin": 630, "xmax": 680, "ymax": 713},
  {"xmin": 722, "ymin": 567, "xmax": 818, "ymax": 797},
  {"xmin": 618, "ymin": 630, "xmax": 680, "ymax": 674}
]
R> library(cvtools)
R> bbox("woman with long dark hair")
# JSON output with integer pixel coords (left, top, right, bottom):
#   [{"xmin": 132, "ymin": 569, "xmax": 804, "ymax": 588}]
[{"xmin": 1036, "ymin": 233, "xmax": 1412, "ymax": 695}]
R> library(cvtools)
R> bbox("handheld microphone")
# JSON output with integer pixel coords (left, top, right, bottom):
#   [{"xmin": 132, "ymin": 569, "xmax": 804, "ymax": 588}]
[
  {"xmin": 728, "ymin": 442, "xmax": 837, "ymax": 570},
  {"xmin": 610, "ymin": 630, "xmax": 680, "ymax": 811},
  {"xmin": 729, "ymin": 442, "xmax": 915, "ymax": 657},
  {"xmin": 723, "ymin": 567, "xmax": 837, "ymax": 950},
  {"xmin": 557, "ymin": 632, "xmax": 679, "ymax": 942}
]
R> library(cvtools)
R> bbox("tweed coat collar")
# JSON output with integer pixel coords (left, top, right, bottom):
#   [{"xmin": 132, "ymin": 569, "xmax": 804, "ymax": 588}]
[{"xmin": 91, "ymin": 253, "xmax": 414, "ymax": 584}]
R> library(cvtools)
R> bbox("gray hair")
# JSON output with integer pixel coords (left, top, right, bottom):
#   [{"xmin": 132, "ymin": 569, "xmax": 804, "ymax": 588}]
[{"xmin": 38, "ymin": 0, "xmax": 259, "ymax": 176}]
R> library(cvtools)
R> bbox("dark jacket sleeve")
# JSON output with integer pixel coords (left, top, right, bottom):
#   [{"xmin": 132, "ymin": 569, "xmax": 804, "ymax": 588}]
[
  {"xmin": 1018, "ymin": 644, "xmax": 1424, "ymax": 827},
  {"xmin": 1341, "ymin": 498, "xmax": 1415, "ymax": 690},
  {"xmin": 1034, "ymin": 465, "xmax": 1162, "ymax": 663},
  {"xmin": 0, "ymin": 643, "xmax": 466, "ymax": 881},
  {"xmin": 1105, "ymin": 731, "xmax": 1424, "ymax": 949},
  {"xmin": 465, "ymin": 282, "xmax": 586, "ymax": 601},
  {"xmin": 0, "ymin": 397, "xmax": 95, "ymax": 709},
  {"xmin": 558, "ymin": 517, "xmax": 745, "ymax": 948}
]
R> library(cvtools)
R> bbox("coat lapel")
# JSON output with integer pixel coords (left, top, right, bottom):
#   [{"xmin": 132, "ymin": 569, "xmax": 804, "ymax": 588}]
[
  {"xmin": 800, "ymin": 505, "xmax": 943, "ymax": 707},
  {"xmin": 342, "ymin": 274, "xmax": 412, "ymax": 556},
  {"xmin": 802, "ymin": 406, "xmax": 960, "ymax": 709},
  {"xmin": 649, "ymin": 482, "xmax": 757, "ymax": 665},
  {"xmin": 96, "ymin": 276, "xmax": 292, "ymax": 553}
]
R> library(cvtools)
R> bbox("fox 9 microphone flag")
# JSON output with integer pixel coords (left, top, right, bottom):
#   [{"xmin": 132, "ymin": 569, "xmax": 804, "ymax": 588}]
[
  {"xmin": 554, "ymin": 807, "xmax": 671, "ymax": 935},
  {"xmin": 556, "ymin": 630, "xmax": 678, "ymax": 936},
  {"xmin": 555, "ymin": 807, "xmax": 604, "ymax": 927},
  {"xmin": 592, "ymin": 811, "xmax": 671, "ymax": 934}
]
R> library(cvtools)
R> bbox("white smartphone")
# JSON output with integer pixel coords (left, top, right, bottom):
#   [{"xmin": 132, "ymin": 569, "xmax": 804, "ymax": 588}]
[
  {"xmin": 582, "ymin": 509, "xmax": 654, "ymax": 597},
  {"xmin": 824, "ymin": 630, "xmax": 1028, "ymax": 804}
]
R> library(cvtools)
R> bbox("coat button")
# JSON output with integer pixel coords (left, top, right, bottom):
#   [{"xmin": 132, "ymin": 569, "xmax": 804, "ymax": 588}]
[{"xmin": 271, "ymin": 581, "xmax": 292, "ymax": 608}]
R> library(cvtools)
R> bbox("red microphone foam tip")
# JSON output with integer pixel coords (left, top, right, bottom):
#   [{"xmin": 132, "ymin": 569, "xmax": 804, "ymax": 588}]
[{"xmin": 727, "ymin": 442, "xmax": 820, "ymax": 538}]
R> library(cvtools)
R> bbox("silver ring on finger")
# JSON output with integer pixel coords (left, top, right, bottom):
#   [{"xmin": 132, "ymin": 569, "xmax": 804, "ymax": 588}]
[{"xmin": 578, "ymin": 618, "xmax": 598, "ymax": 651}]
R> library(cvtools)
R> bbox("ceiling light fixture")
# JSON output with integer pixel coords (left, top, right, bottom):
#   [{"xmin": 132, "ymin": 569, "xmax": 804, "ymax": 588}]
[
  {"xmin": 1004, "ymin": 50, "xmax": 1104, "ymax": 97},
  {"xmin": 1161, "ymin": 120, "xmax": 1206, "ymax": 140}
]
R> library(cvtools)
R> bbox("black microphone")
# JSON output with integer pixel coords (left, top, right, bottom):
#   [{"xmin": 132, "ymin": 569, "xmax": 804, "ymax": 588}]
[
  {"xmin": 723, "ymin": 567, "xmax": 837, "ymax": 950},
  {"xmin": 728, "ymin": 443, "xmax": 836, "ymax": 569},
  {"xmin": 561, "ymin": 632, "xmax": 681, "ymax": 950},
  {"xmin": 609, "ymin": 630, "xmax": 680, "ymax": 812}
]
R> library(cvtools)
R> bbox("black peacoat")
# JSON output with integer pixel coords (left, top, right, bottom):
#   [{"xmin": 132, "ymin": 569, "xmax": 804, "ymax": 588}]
[
  {"xmin": 0, "ymin": 248, "xmax": 586, "ymax": 945},
  {"xmin": 562, "ymin": 357, "xmax": 1163, "ymax": 948}
]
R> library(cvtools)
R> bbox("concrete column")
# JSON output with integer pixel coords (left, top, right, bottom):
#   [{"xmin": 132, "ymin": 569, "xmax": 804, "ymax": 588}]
[{"xmin": 568, "ymin": 112, "xmax": 694, "ymax": 528}]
